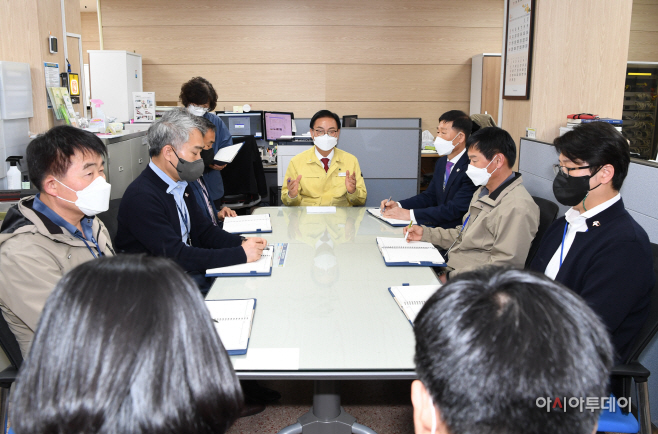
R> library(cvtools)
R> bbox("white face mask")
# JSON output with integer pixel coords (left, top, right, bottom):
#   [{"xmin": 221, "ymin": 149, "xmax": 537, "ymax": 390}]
[
  {"xmin": 433, "ymin": 132, "xmax": 461, "ymax": 156},
  {"xmin": 187, "ymin": 105, "xmax": 208, "ymax": 117},
  {"xmin": 466, "ymin": 155, "xmax": 500, "ymax": 186},
  {"xmin": 56, "ymin": 176, "xmax": 112, "ymax": 216},
  {"xmin": 314, "ymin": 134, "xmax": 338, "ymax": 152}
]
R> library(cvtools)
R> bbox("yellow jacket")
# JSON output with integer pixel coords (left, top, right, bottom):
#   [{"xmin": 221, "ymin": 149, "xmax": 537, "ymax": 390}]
[{"xmin": 281, "ymin": 147, "xmax": 367, "ymax": 207}]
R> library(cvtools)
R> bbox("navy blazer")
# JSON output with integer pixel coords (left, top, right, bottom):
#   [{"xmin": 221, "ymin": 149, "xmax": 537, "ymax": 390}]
[
  {"xmin": 530, "ymin": 199, "xmax": 654, "ymax": 362},
  {"xmin": 399, "ymin": 151, "xmax": 476, "ymax": 228},
  {"xmin": 190, "ymin": 177, "xmax": 219, "ymax": 225},
  {"xmin": 115, "ymin": 165, "xmax": 246, "ymax": 272}
]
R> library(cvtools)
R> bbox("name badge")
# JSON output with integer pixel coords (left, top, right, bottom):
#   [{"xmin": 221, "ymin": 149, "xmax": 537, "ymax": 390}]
[{"xmin": 338, "ymin": 172, "xmax": 347, "ymax": 177}]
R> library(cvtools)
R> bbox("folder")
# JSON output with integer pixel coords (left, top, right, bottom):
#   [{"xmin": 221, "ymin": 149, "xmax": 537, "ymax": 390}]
[
  {"xmin": 214, "ymin": 142, "xmax": 244, "ymax": 164},
  {"xmin": 222, "ymin": 214, "xmax": 272, "ymax": 234},
  {"xmin": 205, "ymin": 298, "xmax": 256, "ymax": 355},
  {"xmin": 367, "ymin": 208, "xmax": 411, "ymax": 227},
  {"xmin": 206, "ymin": 246, "xmax": 273, "ymax": 277},
  {"xmin": 388, "ymin": 284, "xmax": 441, "ymax": 325},
  {"xmin": 376, "ymin": 237, "xmax": 446, "ymax": 267}
]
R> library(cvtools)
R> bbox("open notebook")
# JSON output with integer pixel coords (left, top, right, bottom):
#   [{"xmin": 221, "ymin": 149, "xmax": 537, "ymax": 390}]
[
  {"xmin": 223, "ymin": 214, "xmax": 272, "ymax": 234},
  {"xmin": 376, "ymin": 237, "xmax": 446, "ymax": 267},
  {"xmin": 214, "ymin": 142, "xmax": 244, "ymax": 164},
  {"xmin": 205, "ymin": 298, "xmax": 256, "ymax": 355},
  {"xmin": 206, "ymin": 246, "xmax": 273, "ymax": 277},
  {"xmin": 389, "ymin": 285, "xmax": 441, "ymax": 325},
  {"xmin": 367, "ymin": 208, "xmax": 411, "ymax": 227}
]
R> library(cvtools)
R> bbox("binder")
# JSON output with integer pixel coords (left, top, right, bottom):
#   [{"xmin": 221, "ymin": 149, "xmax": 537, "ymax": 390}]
[
  {"xmin": 376, "ymin": 237, "xmax": 446, "ymax": 267},
  {"xmin": 222, "ymin": 214, "xmax": 272, "ymax": 234},
  {"xmin": 388, "ymin": 284, "xmax": 441, "ymax": 325},
  {"xmin": 206, "ymin": 246, "xmax": 273, "ymax": 277},
  {"xmin": 367, "ymin": 208, "xmax": 411, "ymax": 227},
  {"xmin": 205, "ymin": 298, "xmax": 256, "ymax": 355},
  {"xmin": 214, "ymin": 142, "xmax": 244, "ymax": 164}
]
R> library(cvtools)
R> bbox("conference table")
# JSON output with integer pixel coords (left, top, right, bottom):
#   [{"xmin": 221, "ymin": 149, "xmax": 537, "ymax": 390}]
[{"xmin": 206, "ymin": 206, "xmax": 441, "ymax": 434}]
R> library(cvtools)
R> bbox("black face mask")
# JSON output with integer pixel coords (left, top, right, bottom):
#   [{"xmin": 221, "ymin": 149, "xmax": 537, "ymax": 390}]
[
  {"xmin": 552, "ymin": 168, "xmax": 601, "ymax": 207},
  {"xmin": 200, "ymin": 148, "xmax": 215, "ymax": 167},
  {"xmin": 169, "ymin": 147, "xmax": 205, "ymax": 182}
]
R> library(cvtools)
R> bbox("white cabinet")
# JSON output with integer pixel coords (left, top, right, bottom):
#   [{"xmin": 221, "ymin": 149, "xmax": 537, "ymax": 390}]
[
  {"xmin": 89, "ymin": 51, "xmax": 143, "ymax": 123},
  {"xmin": 276, "ymin": 144, "xmax": 313, "ymax": 186}
]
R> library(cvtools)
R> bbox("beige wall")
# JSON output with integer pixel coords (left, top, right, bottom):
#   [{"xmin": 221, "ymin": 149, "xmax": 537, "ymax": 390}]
[
  {"xmin": 81, "ymin": 11, "xmax": 100, "ymax": 65},
  {"xmin": 629, "ymin": 0, "xmax": 658, "ymax": 61},
  {"xmin": 97, "ymin": 0, "xmax": 505, "ymax": 131}
]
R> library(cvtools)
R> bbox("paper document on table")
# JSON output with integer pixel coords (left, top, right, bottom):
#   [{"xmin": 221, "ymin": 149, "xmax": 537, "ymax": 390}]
[
  {"xmin": 205, "ymin": 298, "xmax": 256, "ymax": 355},
  {"xmin": 307, "ymin": 206, "xmax": 336, "ymax": 214},
  {"xmin": 273, "ymin": 243, "xmax": 289, "ymax": 267},
  {"xmin": 389, "ymin": 285, "xmax": 441, "ymax": 325},
  {"xmin": 206, "ymin": 246, "xmax": 273, "ymax": 276},
  {"xmin": 376, "ymin": 237, "xmax": 445, "ymax": 266},
  {"xmin": 222, "ymin": 214, "xmax": 272, "ymax": 234},
  {"xmin": 367, "ymin": 208, "xmax": 411, "ymax": 227},
  {"xmin": 214, "ymin": 142, "xmax": 244, "ymax": 164}
]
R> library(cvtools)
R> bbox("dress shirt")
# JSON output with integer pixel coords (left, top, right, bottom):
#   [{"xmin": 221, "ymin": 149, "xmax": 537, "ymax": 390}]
[
  {"xmin": 149, "ymin": 161, "xmax": 190, "ymax": 243},
  {"xmin": 315, "ymin": 147, "xmax": 335, "ymax": 168}
]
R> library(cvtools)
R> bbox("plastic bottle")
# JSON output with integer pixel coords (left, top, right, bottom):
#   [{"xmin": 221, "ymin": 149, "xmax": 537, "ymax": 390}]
[
  {"xmin": 5, "ymin": 156, "xmax": 23, "ymax": 190},
  {"xmin": 89, "ymin": 99, "xmax": 107, "ymax": 133},
  {"xmin": 22, "ymin": 175, "xmax": 30, "ymax": 190}
]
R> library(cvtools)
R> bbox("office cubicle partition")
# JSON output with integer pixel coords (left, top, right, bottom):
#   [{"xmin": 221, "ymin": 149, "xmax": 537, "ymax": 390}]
[{"xmin": 295, "ymin": 118, "xmax": 422, "ymax": 133}]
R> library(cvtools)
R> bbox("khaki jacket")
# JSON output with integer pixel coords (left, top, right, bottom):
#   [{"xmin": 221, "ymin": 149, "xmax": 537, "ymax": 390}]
[
  {"xmin": 0, "ymin": 196, "xmax": 114, "ymax": 357},
  {"xmin": 421, "ymin": 174, "xmax": 539, "ymax": 277},
  {"xmin": 281, "ymin": 147, "xmax": 367, "ymax": 207}
]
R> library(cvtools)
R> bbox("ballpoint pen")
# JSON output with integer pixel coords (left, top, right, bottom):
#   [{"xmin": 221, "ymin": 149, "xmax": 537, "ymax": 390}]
[
  {"xmin": 381, "ymin": 196, "xmax": 392, "ymax": 213},
  {"xmin": 404, "ymin": 220, "xmax": 413, "ymax": 241}
]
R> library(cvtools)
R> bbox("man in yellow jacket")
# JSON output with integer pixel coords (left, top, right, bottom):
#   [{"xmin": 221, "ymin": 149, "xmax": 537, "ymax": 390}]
[{"xmin": 281, "ymin": 110, "xmax": 367, "ymax": 206}]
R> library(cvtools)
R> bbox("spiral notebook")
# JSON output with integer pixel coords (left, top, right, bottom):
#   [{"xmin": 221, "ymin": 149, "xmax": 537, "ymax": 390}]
[
  {"xmin": 206, "ymin": 246, "xmax": 273, "ymax": 277},
  {"xmin": 222, "ymin": 214, "xmax": 272, "ymax": 234},
  {"xmin": 367, "ymin": 208, "xmax": 411, "ymax": 227},
  {"xmin": 388, "ymin": 285, "xmax": 441, "ymax": 325},
  {"xmin": 205, "ymin": 298, "xmax": 256, "ymax": 355},
  {"xmin": 376, "ymin": 237, "xmax": 446, "ymax": 267}
]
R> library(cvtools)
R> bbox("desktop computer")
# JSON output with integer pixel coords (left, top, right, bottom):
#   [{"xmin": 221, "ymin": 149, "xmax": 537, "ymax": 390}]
[
  {"xmin": 217, "ymin": 111, "xmax": 264, "ymax": 139},
  {"xmin": 264, "ymin": 111, "xmax": 294, "ymax": 141}
]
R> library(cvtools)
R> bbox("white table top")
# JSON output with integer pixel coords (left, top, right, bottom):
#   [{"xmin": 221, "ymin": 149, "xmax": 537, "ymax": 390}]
[{"xmin": 207, "ymin": 207, "xmax": 440, "ymax": 379}]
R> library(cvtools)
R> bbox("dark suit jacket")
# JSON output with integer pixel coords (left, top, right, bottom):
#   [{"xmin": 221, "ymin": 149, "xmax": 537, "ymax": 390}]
[
  {"xmin": 190, "ymin": 177, "xmax": 219, "ymax": 224},
  {"xmin": 399, "ymin": 151, "xmax": 476, "ymax": 228},
  {"xmin": 115, "ymin": 165, "xmax": 246, "ymax": 272},
  {"xmin": 530, "ymin": 199, "xmax": 654, "ymax": 362}
]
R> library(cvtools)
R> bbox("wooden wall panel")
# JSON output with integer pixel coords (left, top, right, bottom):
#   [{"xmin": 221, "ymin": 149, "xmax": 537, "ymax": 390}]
[
  {"xmin": 481, "ymin": 56, "xmax": 501, "ymax": 121},
  {"xmin": 81, "ymin": 12, "xmax": 99, "ymax": 64},
  {"xmin": 629, "ymin": 1, "xmax": 658, "ymax": 61}
]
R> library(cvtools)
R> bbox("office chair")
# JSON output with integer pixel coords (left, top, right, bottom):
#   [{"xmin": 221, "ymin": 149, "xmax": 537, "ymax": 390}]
[
  {"xmin": 96, "ymin": 198, "xmax": 122, "ymax": 245},
  {"xmin": 0, "ymin": 312, "xmax": 23, "ymax": 434},
  {"xmin": 524, "ymin": 196, "xmax": 559, "ymax": 267},
  {"xmin": 220, "ymin": 136, "xmax": 268, "ymax": 213},
  {"xmin": 598, "ymin": 242, "xmax": 658, "ymax": 434}
]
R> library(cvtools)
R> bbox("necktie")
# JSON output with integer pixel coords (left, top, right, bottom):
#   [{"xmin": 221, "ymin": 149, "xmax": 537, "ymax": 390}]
[
  {"xmin": 198, "ymin": 178, "xmax": 218, "ymax": 226},
  {"xmin": 443, "ymin": 161, "xmax": 454, "ymax": 191},
  {"xmin": 321, "ymin": 158, "xmax": 330, "ymax": 173}
]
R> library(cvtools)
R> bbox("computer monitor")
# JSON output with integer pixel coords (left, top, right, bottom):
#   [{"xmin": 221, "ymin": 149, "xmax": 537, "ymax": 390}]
[
  {"xmin": 264, "ymin": 111, "xmax": 294, "ymax": 141},
  {"xmin": 216, "ymin": 111, "xmax": 264, "ymax": 139},
  {"xmin": 342, "ymin": 115, "xmax": 358, "ymax": 128}
]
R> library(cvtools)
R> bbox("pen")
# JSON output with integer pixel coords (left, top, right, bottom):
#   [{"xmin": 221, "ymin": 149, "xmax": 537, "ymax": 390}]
[
  {"xmin": 381, "ymin": 196, "xmax": 392, "ymax": 212},
  {"xmin": 404, "ymin": 221, "xmax": 413, "ymax": 241}
]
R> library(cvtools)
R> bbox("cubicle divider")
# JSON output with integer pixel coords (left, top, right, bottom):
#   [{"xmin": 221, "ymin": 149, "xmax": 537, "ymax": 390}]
[{"xmin": 294, "ymin": 118, "xmax": 421, "ymax": 133}]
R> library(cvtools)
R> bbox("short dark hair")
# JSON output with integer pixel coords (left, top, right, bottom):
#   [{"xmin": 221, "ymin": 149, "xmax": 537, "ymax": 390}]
[
  {"xmin": 196, "ymin": 115, "xmax": 217, "ymax": 136},
  {"xmin": 310, "ymin": 109, "xmax": 341, "ymax": 130},
  {"xmin": 439, "ymin": 110, "xmax": 473, "ymax": 142},
  {"xmin": 414, "ymin": 267, "xmax": 613, "ymax": 434},
  {"xmin": 554, "ymin": 122, "xmax": 630, "ymax": 191},
  {"xmin": 26, "ymin": 125, "xmax": 107, "ymax": 191},
  {"xmin": 180, "ymin": 77, "xmax": 218, "ymax": 112},
  {"xmin": 12, "ymin": 255, "xmax": 243, "ymax": 434},
  {"xmin": 466, "ymin": 126, "xmax": 517, "ymax": 167}
]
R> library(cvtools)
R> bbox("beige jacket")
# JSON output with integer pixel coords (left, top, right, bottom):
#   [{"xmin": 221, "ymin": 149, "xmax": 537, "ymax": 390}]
[
  {"xmin": 421, "ymin": 173, "xmax": 539, "ymax": 277},
  {"xmin": 0, "ymin": 196, "xmax": 114, "ymax": 357}
]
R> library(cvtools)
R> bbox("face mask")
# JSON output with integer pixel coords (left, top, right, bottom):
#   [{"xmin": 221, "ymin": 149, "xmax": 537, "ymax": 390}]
[
  {"xmin": 434, "ymin": 132, "xmax": 461, "ymax": 156},
  {"xmin": 56, "ymin": 176, "xmax": 112, "ymax": 216},
  {"xmin": 187, "ymin": 105, "xmax": 208, "ymax": 117},
  {"xmin": 314, "ymin": 252, "xmax": 337, "ymax": 270},
  {"xmin": 552, "ymin": 168, "xmax": 602, "ymax": 207},
  {"xmin": 314, "ymin": 134, "xmax": 338, "ymax": 152},
  {"xmin": 466, "ymin": 155, "xmax": 499, "ymax": 186},
  {"xmin": 169, "ymin": 147, "xmax": 205, "ymax": 182},
  {"xmin": 200, "ymin": 148, "xmax": 215, "ymax": 167}
]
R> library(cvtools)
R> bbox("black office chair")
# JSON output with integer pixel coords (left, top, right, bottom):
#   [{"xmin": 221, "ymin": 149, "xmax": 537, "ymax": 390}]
[
  {"xmin": 220, "ymin": 136, "xmax": 268, "ymax": 214},
  {"xmin": 525, "ymin": 196, "xmax": 559, "ymax": 267},
  {"xmin": 0, "ymin": 312, "xmax": 23, "ymax": 432},
  {"xmin": 96, "ymin": 198, "xmax": 122, "ymax": 245},
  {"xmin": 597, "ymin": 242, "xmax": 658, "ymax": 434}
]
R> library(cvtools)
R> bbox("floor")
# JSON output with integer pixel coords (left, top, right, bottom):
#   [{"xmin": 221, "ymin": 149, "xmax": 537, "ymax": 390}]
[{"xmin": 227, "ymin": 380, "xmax": 415, "ymax": 434}]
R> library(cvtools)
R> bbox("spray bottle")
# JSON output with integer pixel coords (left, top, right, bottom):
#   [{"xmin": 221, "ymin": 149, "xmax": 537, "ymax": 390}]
[
  {"xmin": 90, "ymin": 99, "xmax": 107, "ymax": 133},
  {"xmin": 5, "ymin": 156, "xmax": 23, "ymax": 190}
]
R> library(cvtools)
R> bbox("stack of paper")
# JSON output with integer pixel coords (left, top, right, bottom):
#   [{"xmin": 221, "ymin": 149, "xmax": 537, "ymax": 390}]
[
  {"xmin": 307, "ymin": 206, "xmax": 336, "ymax": 214},
  {"xmin": 206, "ymin": 246, "xmax": 273, "ymax": 276},
  {"xmin": 367, "ymin": 208, "xmax": 411, "ymax": 227},
  {"xmin": 223, "ymin": 214, "xmax": 272, "ymax": 234},
  {"xmin": 205, "ymin": 298, "xmax": 256, "ymax": 355},
  {"xmin": 389, "ymin": 285, "xmax": 441, "ymax": 325},
  {"xmin": 376, "ymin": 237, "xmax": 445, "ymax": 266}
]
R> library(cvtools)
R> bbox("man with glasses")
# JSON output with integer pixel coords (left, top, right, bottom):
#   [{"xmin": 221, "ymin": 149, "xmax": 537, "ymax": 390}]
[
  {"xmin": 281, "ymin": 109, "xmax": 367, "ymax": 206},
  {"xmin": 530, "ymin": 122, "xmax": 654, "ymax": 363}
]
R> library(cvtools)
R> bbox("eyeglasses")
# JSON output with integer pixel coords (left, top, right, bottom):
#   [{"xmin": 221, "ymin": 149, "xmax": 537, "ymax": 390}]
[
  {"xmin": 313, "ymin": 128, "xmax": 339, "ymax": 137},
  {"xmin": 552, "ymin": 164, "xmax": 592, "ymax": 177}
]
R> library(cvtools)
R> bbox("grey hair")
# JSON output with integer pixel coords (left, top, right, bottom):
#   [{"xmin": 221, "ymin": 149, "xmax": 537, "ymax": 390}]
[
  {"xmin": 195, "ymin": 116, "xmax": 216, "ymax": 136},
  {"xmin": 147, "ymin": 108, "xmax": 200, "ymax": 157}
]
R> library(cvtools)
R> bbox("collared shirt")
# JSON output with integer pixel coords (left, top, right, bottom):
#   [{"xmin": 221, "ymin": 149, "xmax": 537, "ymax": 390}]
[
  {"xmin": 149, "ymin": 161, "xmax": 190, "ymax": 244},
  {"xmin": 544, "ymin": 193, "xmax": 621, "ymax": 279},
  {"xmin": 315, "ymin": 147, "xmax": 335, "ymax": 168},
  {"xmin": 479, "ymin": 172, "xmax": 515, "ymax": 198},
  {"xmin": 32, "ymin": 194, "xmax": 102, "ymax": 257}
]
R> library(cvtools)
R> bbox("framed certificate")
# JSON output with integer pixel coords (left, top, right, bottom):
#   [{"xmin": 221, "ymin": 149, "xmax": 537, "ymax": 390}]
[{"xmin": 502, "ymin": 0, "xmax": 536, "ymax": 99}]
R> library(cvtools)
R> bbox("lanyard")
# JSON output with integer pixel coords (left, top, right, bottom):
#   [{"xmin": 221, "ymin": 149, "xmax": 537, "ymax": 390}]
[
  {"xmin": 175, "ymin": 200, "xmax": 190, "ymax": 239},
  {"xmin": 559, "ymin": 222, "xmax": 568, "ymax": 268},
  {"xmin": 446, "ymin": 214, "xmax": 471, "ymax": 258},
  {"xmin": 75, "ymin": 233, "xmax": 103, "ymax": 259}
]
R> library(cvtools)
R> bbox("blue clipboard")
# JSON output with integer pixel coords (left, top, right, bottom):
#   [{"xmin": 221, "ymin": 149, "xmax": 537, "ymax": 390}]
[
  {"xmin": 367, "ymin": 208, "xmax": 411, "ymax": 227},
  {"xmin": 206, "ymin": 247, "xmax": 274, "ymax": 277},
  {"xmin": 388, "ymin": 286, "xmax": 414, "ymax": 327},
  {"xmin": 207, "ymin": 298, "xmax": 256, "ymax": 356}
]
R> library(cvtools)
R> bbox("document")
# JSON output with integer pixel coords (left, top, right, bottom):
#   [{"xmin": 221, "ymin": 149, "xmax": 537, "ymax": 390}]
[
  {"xmin": 367, "ymin": 208, "xmax": 411, "ymax": 227},
  {"xmin": 222, "ymin": 214, "xmax": 272, "ymax": 234},
  {"xmin": 206, "ymin": 246, "xmax": 273, "ymax": 276},
  {"xmin": 307, "ymin": 206, "xmax": 337, "ymax": 214},
  {"xmin": 205, "ymin": 298, "xmax": 256, "ymax": 355},
  {"xmin": 389, "ymin": 285, "xmax": 441, "ymax": 325},
  {"xmin": 376, "ymin": 237, "xmax": 446, "ymax": 266},
  {"xmin": 214, "ymin": 142, "xmax": 244, "ymax": 164}
]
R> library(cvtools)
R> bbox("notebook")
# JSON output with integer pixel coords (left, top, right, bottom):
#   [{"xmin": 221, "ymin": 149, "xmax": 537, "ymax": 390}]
[
  {"xmin": 214, "ymin": 142, "xmax": 244, "ymax": 164},
  {"xmin": 206, "ymin": 246, "xmax": 273, "ymax": 276},
  {"xmin": 388, "ymin": 285, "xmax": 441, "ymax": 325},
  {"xmin": 376, "ymin": 237, "xmax": 446, "ymax": 267},
  {"xmin": 222, "ymin": 214, "xmax": 272, "ymax": 234},
  {"xmin": 367, "ymin": 208, "xmax": 411, "ymax": 227},
  {"xmin": 307, "ymin": 206, "xmax": 336, "ymax": 214},
  {"xmin": 205, "ymin": 298, "xmax": 256, "ymax": 355}
]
